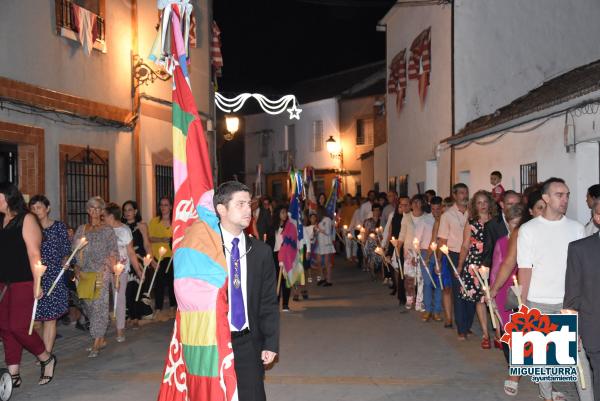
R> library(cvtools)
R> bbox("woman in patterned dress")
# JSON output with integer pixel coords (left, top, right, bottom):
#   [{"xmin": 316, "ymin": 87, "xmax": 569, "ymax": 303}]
[
  {"xmin": 73, "ymin": 196, "xmax": 118, "ymax": 358},
  {"xmin": 457, "ymin": 190, "xmax": 497, "ymax": 348},
  {"xmin": 29, "ymin": 195, "xmax": 71, "ymax": 353}
]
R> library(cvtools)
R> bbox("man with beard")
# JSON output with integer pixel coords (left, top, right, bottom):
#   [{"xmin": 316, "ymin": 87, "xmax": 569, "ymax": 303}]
[{"xmin": 214, "ymin": 181, "xmax": 279, "ymax": 401}]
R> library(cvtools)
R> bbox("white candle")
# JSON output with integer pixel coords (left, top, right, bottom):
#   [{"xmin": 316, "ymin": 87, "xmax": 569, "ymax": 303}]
[
  {"xmin": 48, "ymin": 236, "xmax": 88, "ymax": 296},
  {"xmin": 146, "ymin": 247, "xmax": 167, "ymax": 298},
  {"xmin": 135, "ymin": 254, "xmax": 153, "ymax": 302},
  {"xmin": 430, "ymin": 242, "xmax": 443, "ymax": 290},
  {"xmin": 29, "ymin": 261, "xmax": 47, "ymax": 335},
  {"xmin": 439, "ymin": 245, "xmax": 467, "ymax": 292}
]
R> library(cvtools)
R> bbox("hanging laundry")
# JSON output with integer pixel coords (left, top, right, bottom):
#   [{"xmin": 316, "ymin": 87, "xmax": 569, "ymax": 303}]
[{"xmin": 71, "ymin": 4, "xmax": 98, "ymax": 56}]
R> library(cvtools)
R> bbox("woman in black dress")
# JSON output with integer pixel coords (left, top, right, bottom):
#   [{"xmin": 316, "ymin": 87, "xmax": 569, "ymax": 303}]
[{"xmin": 122, "ymin": 201, "xmax": 153, "ymax": 327}]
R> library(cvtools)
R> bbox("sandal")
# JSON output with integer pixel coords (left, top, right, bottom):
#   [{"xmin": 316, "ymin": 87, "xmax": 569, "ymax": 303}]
[
  {"xmin": 11, "ymin": 373, "xmax": 21, "ymax": 388},
  {"xmin": 39, "ymin": 354, "xmax": 57, "ymax": 385},
  {"xmin": 503, "ymin": 379, "xmax": 518, "ymax": 396},
  {"xmin": 481, "ymin": 336, "xmax": 491, "ymax": 349},
  {"xmin": 494, "ymin": 337, "xmax": 503, "ymax": 349}
]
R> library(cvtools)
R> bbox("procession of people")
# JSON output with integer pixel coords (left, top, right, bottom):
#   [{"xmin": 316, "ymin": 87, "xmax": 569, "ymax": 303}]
[{"xmin": 0, "ymin": 173, "xmax": 599, "ymax": 401}]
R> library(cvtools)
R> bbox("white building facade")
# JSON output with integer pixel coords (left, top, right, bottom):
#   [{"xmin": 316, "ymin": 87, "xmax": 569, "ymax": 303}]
[{"xmin": 0, "ymin": 0, "xmax": 215, "ymax": 224}]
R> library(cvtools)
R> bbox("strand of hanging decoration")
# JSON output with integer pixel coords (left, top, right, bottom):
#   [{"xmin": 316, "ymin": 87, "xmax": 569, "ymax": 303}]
[{"xmin": 215, "ymin": 93, "xmax": 302, "ymax": 120}]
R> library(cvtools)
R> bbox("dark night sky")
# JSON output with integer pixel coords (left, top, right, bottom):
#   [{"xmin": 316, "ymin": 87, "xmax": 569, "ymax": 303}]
[{"xmin": 213, "ymin": 0, "xmax": 393, "ymax": 94}]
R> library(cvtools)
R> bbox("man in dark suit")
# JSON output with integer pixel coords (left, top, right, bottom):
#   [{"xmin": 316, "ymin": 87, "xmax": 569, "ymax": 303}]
[
  {"xmin": 482, "ymin": 190, "xmax": 521, "ymax": 267},
  {"xmin": 214, "ymin": 181, "xmax": 279, "ymax": 401},
  {"xmin": 564, "ymin": 199, "xmax": 600, "ymax": 401}
]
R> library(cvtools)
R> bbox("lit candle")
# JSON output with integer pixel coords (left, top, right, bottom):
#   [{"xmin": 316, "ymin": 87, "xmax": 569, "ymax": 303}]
[
  {"xmin": 369, "ymin": 233, "xmax": 376, "ymax": 239},
  {"xmin": 112, "ymin": 263, "xmax": 125, "ymax": 318},
  {"xmin": 355, "ymin": 224, "xmax": 362, "ymax": 231},
  {"xmin": 478, "ymin": 266, "xmax": 497, "ymax": 329},
  {"xmin": 343, "ymin": 224, "xmax": 348, "ymax": 231},
  {"xmin": 429, "ymin": 242, "xmax": 443, "ymax": 290},
  {"xmin": 146, "ymin": 247, "xmax": 168, "ymax": 297},
  {"xmin": 29, "ymin": 261, "xmax": 47, "ymax": 335},
  {"xmin": 135, "ymin": 254, "xmax": 153, "ymax": 302},
  {"xmin": 439, "ymin": 245, "xmax": 467, "ymax": 292},
  {"xmin": 48, "ymin": 236, "xmax": 89, "ymax": 296},
  {"xmin": 512, "ymin": 274, "xmax": 523, "ymax": 306},
  {"xmin": 413, "ymin": 238, "xmax": 436, "ymax": 288}
]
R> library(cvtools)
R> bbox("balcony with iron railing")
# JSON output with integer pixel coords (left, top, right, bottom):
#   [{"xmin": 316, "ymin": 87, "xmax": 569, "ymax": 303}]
[{"xmin": 55, "ymin": 0, "xmax": 106, "ymax": 52}]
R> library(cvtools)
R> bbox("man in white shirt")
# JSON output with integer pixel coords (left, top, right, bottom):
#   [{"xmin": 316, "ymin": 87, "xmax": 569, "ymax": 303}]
[
  {"xmin": 214, "ymin": 181, "xmax": 279, "ymax": 401},
  {"xmin": 410, "ymin": 195, "xmax": 436, "ymax": 319},
  {"xmin": 437, "ymin": 183, "xmax": 469, "ymax": 337},
  {"xmin": 359, "ymin": 190, "xmax": 376, "ymax": 223},
  {"xmin": 517, "ymin": 177, "xmax": 585, "ymax": 401},
  {"xmin": 584, "ymin": 184, "xmax": 600, "ymax": 235}
]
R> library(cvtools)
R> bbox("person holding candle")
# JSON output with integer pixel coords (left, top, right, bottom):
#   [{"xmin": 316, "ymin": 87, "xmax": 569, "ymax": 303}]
[
  {"xmin": 28, "ymin": 195, "xmax": 71, "ymax": 355},
  {"xmin": 0, "ymin": 183, "xmax": 57, "ymax": 386},
  {"xmin": 437, "ymin": 183, "xmax": 469, "ymax": 339},
  {"xmin": 517, "ymin": 178, "xmax": 585, "ymax": 401},
  {"xmin": 457, "ymin": 190, "xmax": 497, "ymax": 348},
  {"xmin": 73, "ymin": 196, "xmax": 119, "ymax": 358},
  {"xmin": 149, "ymin": 196, "xmax": 175, "ymax": 317},
  {"xmin": 339, "ymin": 195, "xmax": 358, "ymax": 262},
  {"xmin": 314, "ymin": 206, "xmax": 336, "ymax": 286},
  {"xmin": 363, "ymin": 204, "xmax": 385, "ymax": 282},
  {"xmin": 256, "ymin": 196, "xmax": 274, "ymax": 248},
  {"xmin": 103, "ymin": 203, "xmax": 143, "ymax": 342},
  {"xmin": 424, "ymin": 196, "xmax": 449, "ymax": 323},
  {"xmin": 121, "ymin": 200, "xmax": 154, "ymax": 326},
  {"xmin": 409, "ymin": 195, "xmax": 436, "ymax": 320}
]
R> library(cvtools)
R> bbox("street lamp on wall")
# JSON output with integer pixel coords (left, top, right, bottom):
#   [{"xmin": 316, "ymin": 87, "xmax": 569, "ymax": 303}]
[
  {"xmin": 224, "ymin": 115, "xmax": 240, "ymax": 141},
  {"xmin": 326, "ymin": 136, "xmax": 342, "ymax": 160}
]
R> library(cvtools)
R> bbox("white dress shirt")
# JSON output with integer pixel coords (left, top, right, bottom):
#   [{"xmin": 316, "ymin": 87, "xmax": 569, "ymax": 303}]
[{"xmin": 221, "ymin": 225, "xmax": 250, "ymax": 331}]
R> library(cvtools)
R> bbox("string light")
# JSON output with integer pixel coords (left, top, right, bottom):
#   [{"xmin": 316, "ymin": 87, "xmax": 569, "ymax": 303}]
[{"xmin": 215, "ymin": 92, "xmax": 302, "ymax": 120}]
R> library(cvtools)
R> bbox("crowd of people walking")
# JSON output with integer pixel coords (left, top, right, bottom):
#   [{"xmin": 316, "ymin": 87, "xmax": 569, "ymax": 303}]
[{"xmin": 0, "ymin": 183, "xmax": 176, "ymax": 389}]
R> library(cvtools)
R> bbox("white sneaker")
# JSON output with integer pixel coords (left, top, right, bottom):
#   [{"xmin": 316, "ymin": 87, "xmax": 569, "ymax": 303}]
[
  {"xmin": 316, "ymin": 276, "xmax": 322, "ymax": 281},
  {"xmin": 307, "ymin": 277, "xmax": 313, "ymax": 283}
]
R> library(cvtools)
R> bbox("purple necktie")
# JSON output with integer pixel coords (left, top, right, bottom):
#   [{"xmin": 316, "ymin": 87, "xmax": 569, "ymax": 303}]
[{"xmin": 230, "ymin": 238, "xmax": 246, "ymax": 330}]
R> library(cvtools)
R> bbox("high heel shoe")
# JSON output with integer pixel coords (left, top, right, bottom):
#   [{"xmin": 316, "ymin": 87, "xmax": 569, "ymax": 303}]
[
  {"xmin": 494, "ymin": 337, "xmax": 502, "ymax": 349},
  {"xmin": 481, "ymin": 336, "xmax": 491, "ymax": 349},
  {"xmin": 11, "ymin": 373, "xmax": 21, "ymax": 388},
  {"xmin": 39, "ymin": 354, "xmax": 57, "ymax": 385}
]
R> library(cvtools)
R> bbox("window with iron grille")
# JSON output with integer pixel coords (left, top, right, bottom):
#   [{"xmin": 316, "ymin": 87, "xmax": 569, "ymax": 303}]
[
  {"xmin": 64, "ymin": 146, "xmax": 109, "ymax": 229},
  {"xmin": 356, "ymin": 118, "xmax": 374, "ymax": 146},
  {"xmin": 311, "ymin": 121, "xmax": 323, "ymax": 152},
  {"xmin": 155, "ymin": 164, "xmax": 174, "ymax": 211},
  {"xmin": 520, "ymin": 162, "xmax": 538, "ymax": 193}
]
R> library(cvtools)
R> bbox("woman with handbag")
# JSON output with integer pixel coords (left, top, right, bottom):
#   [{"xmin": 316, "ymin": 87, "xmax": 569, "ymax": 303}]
[
  {"xmin": 73, "ymin": 196, "xmax": 118, "ymax": 358},
  {"xmin": 0, "ymin": 183, "xmax": 57, "ymax": 387}
]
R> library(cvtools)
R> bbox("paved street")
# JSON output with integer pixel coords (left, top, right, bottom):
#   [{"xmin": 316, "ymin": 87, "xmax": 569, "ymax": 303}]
[{"xmin": 6, "ymin": 257, "xmax": 576, "ymax": 401}]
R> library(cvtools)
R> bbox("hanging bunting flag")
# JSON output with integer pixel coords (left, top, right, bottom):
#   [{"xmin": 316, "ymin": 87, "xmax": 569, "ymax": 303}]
[
  {"xmin": 388, "ymin": 49, "xmax": 407, "ymax": 114},
  {"xmin": 408, "ymin": 27, "xmax": 431, "ymax": 107},
  {"xmin": 156, "ymin": 3, "xmax": 238, "ymax": 401},
  {"xmin": 211, "ymin": 21, "xmax": 224, "ymax": 77}
]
